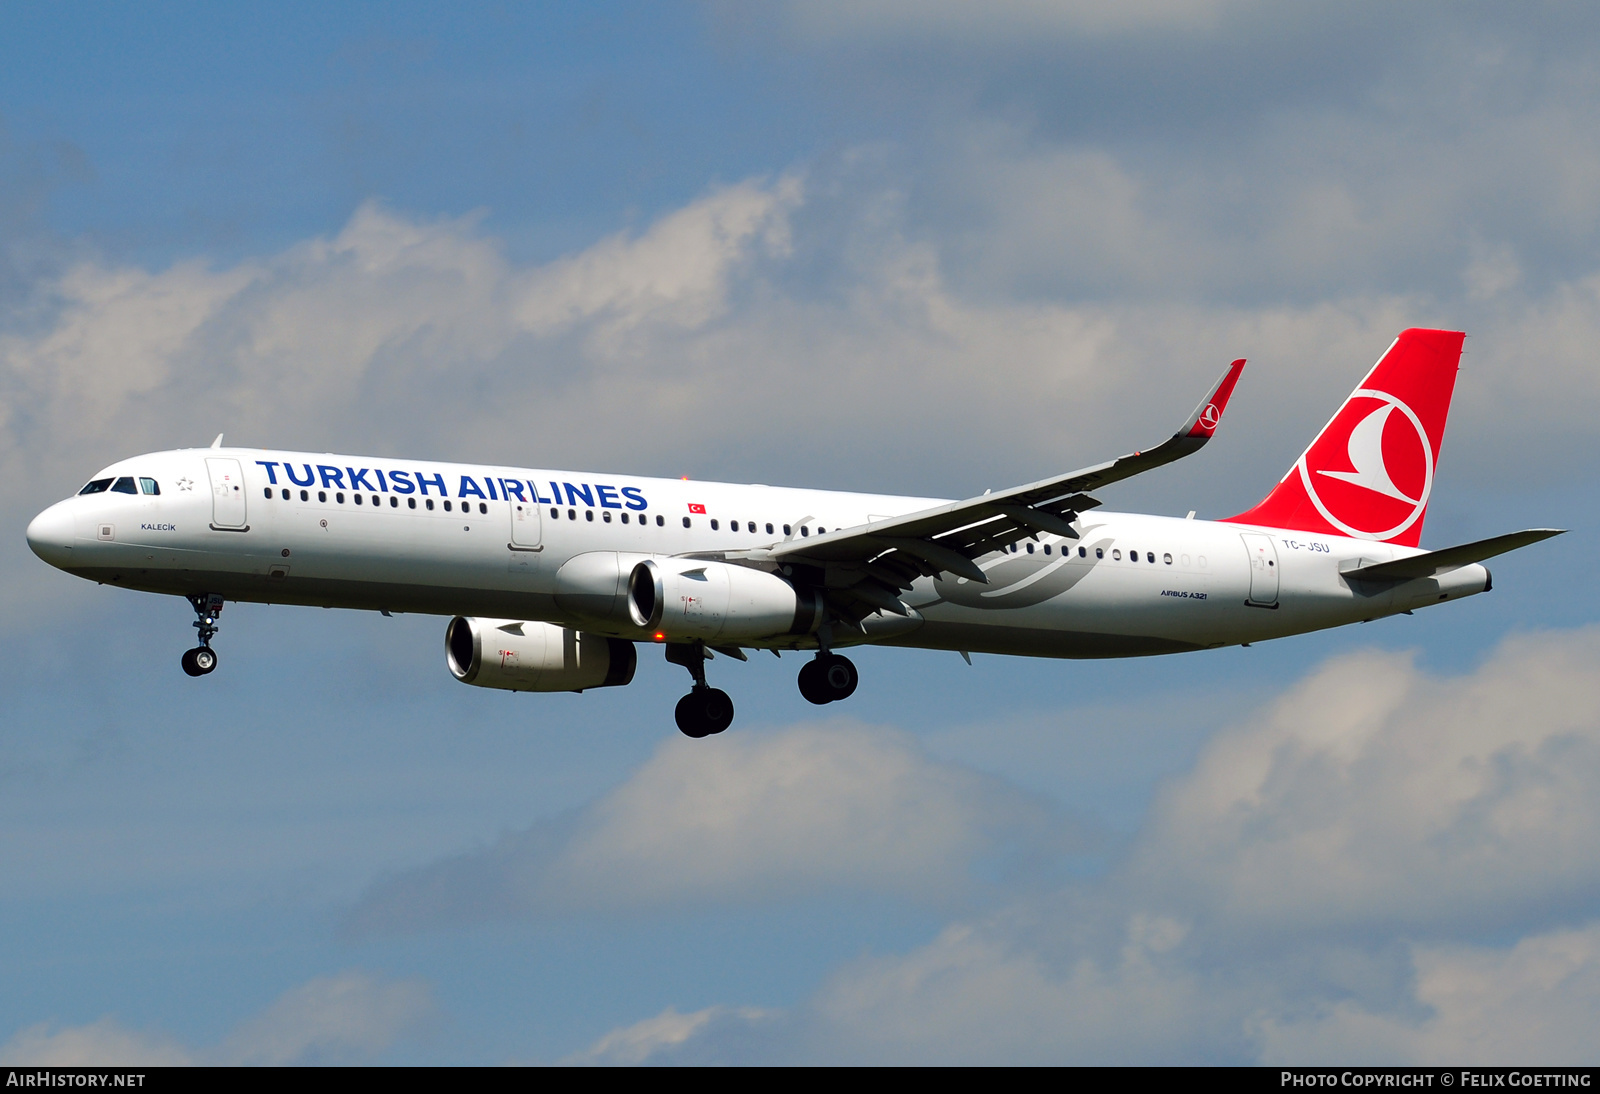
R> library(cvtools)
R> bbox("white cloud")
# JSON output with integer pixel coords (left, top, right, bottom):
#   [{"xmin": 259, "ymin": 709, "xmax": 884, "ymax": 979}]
[
  {"xmin": 1131, "ymin": 627, "xmax": 1600, "ymax": 933},
  {"xmin": 347, "ymin": 722, "xmax": 1066, "ymax": 931},
  {"xmin": 6, "ymin": 135, "xmax": 1598, "ymax": 637},
  {"xmin": 562, "ymin": 1005, "xmax": 777, "ymax": 1066},
  {"xmin": 217, "ymin": 971, "xmax": 434, "ymax": 1066},
  {"xmin": 805, "ymin": 912, "xmax": 1219, "ymax": 1064},
  {"xmin": 1256, "ymin": 924, "xmax": 1600, "ymax": 1065},
  {"xmin": 783, "ymin": 0, "xmax": 1240, "ymax": 41},
  {"xmin": 0, "ymin": 1017, "xmax": 193, "ymax": 1067},
  {"xmin": 577, "ymin": 627, "xmax": 1600, "ymax": 1064},
  {"xmin": 0, "ymin": 970, "xmax": 432, "ymax": 1067}
]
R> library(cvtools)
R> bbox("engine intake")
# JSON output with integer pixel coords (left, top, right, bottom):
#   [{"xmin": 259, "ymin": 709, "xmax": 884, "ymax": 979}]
[
  {"xmin": 446, "ymin": 617, "xmax": 636, "ymax": 692},
  {"xmin": 627, "ymin": 558, "xmax": 822, "ymax": 642}
]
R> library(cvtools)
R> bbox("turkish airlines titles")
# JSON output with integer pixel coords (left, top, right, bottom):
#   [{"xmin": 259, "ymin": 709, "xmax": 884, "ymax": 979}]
[{"xmin": 252, "ymin": 460, "xmax": 651, "ymax": 511}]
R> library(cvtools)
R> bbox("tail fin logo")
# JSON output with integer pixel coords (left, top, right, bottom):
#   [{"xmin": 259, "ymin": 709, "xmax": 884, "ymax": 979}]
[
  {"xmin": 1198, "ymin": 403, "xmax": 1221, "ymax": 430},
  {"xmin": 1299, "ymin": 389, "xmax": 1433, "ymax": 540}
]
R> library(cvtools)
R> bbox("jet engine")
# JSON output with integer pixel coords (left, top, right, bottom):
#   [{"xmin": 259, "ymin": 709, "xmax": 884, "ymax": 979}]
[
  {"xmin": 627, "ymin": 558, "xmax": 823, "ymax": 642},
  {"xmin": 445, "ymin": 617, "xmax": 636, "ymax": 692}
]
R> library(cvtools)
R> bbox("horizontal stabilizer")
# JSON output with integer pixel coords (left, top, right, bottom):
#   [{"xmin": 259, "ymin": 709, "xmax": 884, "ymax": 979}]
[{"xmin": 1342, "ymin": 529, "xmax": 1564, "ymax": 582}]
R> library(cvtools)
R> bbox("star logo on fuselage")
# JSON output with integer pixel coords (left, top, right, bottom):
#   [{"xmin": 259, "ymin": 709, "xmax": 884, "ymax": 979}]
[{"xmin": 176, "ymin": 477, "xmax": 194, "ymax": 492}]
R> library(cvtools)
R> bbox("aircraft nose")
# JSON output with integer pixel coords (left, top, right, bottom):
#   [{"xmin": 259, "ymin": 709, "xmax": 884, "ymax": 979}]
[{"xmin": 26, "ymin": 501, "xmax": 76, "ymax": 567}]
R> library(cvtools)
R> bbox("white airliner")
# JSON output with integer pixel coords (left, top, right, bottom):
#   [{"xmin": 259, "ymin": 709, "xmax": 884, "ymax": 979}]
[{"xmin": 26, "ymin": 329, "xmax": 1560, "ymax": 737}]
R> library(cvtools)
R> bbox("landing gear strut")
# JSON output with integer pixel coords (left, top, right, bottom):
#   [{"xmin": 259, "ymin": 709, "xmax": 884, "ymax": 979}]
[
  {"xmin": 798, "ymin": 652, "xmax": 858, "ymax": 705},
  {"xmin": 666, "ymin": 641, "xmax": 734, "ymax": 738},
  {"xmin": 182, "ymin": 593, "xmax": 223, "ymax": 677}
]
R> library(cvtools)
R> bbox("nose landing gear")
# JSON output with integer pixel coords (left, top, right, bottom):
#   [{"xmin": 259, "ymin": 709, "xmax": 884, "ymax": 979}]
[
  {"xmin": 666, "ymin": 641, "xmax": 734, "ymax": 738},
  {"xmin": 182, "ymin": 593, "xmax": 224, "ymax": 677},
  {"xmin": 798, "ymin": 652, "xmax": 858, "ymax": 705}
]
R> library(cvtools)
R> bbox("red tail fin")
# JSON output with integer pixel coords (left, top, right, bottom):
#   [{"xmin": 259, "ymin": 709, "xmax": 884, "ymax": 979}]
[{"xmin": 1223, "ymin": 329, "xmax": 1463, "ymax": 547}]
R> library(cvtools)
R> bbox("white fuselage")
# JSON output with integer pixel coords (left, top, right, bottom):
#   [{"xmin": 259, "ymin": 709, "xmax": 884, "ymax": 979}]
[{"xmin": 25, "ymin": 447, "xmax": 1489, "ymax": 658}]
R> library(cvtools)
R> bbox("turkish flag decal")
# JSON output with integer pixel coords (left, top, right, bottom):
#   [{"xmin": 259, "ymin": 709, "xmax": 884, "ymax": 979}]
[{"xmin": 687, "ymin": 503, "xmax": 706, "ymax": 514}]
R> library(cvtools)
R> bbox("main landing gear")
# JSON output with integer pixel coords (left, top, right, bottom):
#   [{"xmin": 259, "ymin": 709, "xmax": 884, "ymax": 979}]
[
  {"xmin": 181, "ymin": 593, "xmax": 224, "ymax": 677},
  {"xmin": 798, "ymin": 652, "xmax": 858, "ymax": 705},
  {"xmin": 666, "ymin": 642, "xmax": 735, "ymax": 738}
]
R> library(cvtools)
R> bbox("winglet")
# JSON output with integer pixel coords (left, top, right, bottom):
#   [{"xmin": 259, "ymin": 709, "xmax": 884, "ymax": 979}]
[
  {"xmin": 1181, "ymin": 359, "xmax": 1246, "ymax": 440},
  {"xmin": 210, "ymin": 433, "xmax": 225, "ymax": 449}
]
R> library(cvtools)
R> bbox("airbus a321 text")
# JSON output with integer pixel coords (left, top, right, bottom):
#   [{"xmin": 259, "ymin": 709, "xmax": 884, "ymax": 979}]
[{"xmin": 27, "ymin": 329, "xmax": 1561, "ymax": 737}]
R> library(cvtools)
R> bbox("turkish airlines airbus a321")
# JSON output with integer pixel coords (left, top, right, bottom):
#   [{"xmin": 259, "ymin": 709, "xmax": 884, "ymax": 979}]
[{"xmin": 26, "ymin": 329, "xmax": 1561, "ymax": 737}]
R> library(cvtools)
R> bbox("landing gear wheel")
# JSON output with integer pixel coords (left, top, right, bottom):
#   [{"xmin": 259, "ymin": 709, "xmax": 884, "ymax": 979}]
[
  {"xmin": 798, "ymin": 653, "xmax": 858, "ymax": 704},
  {"xmin": 675, "ymin": 687, "xmax": 734, "ymax": 738},
  {"xmin": 181, "ymin": 646, "xmax": 217, "ymax": 677}
]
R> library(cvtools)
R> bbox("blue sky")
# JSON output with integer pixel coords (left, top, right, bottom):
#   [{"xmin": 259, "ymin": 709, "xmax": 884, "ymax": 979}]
[{"xmin": 2, "ymin": 2, "xmax": 1598, "ymax": 1064}]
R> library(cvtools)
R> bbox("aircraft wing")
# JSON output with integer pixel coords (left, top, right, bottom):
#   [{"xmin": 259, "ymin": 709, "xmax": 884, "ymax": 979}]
[
  {"xmin": 1341, "ymin": 528, "xmax": 1565, "ymax": 583},
  {"xmin": 751, "ymin": 359, "xmax": 1246, "ymax": 621}
]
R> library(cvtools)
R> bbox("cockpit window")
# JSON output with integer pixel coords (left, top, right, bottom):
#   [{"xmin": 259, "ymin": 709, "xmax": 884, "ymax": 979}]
[
  {"xmin": 79, "ymin": 478, "xmax": 113, "ymax": 495},
  {"xmin": 139, "ymin": 478, "xmax": 160, "ymax": 495},
  {"xmin": 111, "ymin": 477, "xmax": 138, "ymax": 494}
]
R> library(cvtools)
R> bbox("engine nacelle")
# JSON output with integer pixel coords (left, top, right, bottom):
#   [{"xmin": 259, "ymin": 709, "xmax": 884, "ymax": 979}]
[
  {"xmin": 627, "ymin": 558, "xmax": 822, "ymax": 642},
  {"xmin": 446, "ymin": 617, "xmax": 636, "ymax": 692}
]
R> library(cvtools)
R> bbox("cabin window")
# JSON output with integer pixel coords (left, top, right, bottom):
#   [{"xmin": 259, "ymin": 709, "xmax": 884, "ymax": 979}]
[
  {"xmin": 353, "ymin": 493, "xmax": 362, "ymax": 505},
  {"xmin": 318, "ymin": 491, "xmax": 327, "ymax": 502},
  {"xmin": 281, "ymin": 489, "xmax": 290, "ymax": 500},
  {"xmin": 620, "ymin": 512, "xmax": 629, "ymax": 524},
  {"xmin": 766, "ymin": 523, "xmax": 774, "ymax": 534},
  {"xmin": 656, "ymin": 515, "xmax": 665, "ymax": 526},
  {"xmin": 1112, "ymin": 549, "xmax": 1122, "ymax": 560},
  {"xmin": 1164, "ymin": 553, "xmax": 1172, "ymax": 565},
  {"xmin": 602, "ymin": 510, "xmax": 612, "ymax": 523},
  {"xmin": 408, "ymin": 497, "xmax": 417, "ymax": 509},
  {"xmin": 1147, "ymin": 552, "xmax": 1155, "ymax": 563},
  {"xmin": 479, "ymin": 502, "xmax": 487, "ymax": 515},
  {"xmin": 1043, "ymin": 544, "xmax": 1051, "ymax": 555},
  {"xmin": 1080, "ymin": 546, "xmax": 1087, "ymax": 557},
  {"xmin": 264, "ymin": 487, "xmax": 273, "ymax": 499},
  {"xmin": 801, "ymin": 526, "xmax": 809, "ymax": 537},
  {"xmin": 302, "ymin": 490, "xmax": 310, "ymax": 501},
  {"xmin": 443, "ymin": 500, "xmax": 452, "ymax": 512},
  {"xmin": 783, "ymin": 524, "xmax": 792, "ymax": 535},
  {"xmin": 584, "ymin": 509, "xmax": 594, "ymax": 521},
  {"xmin": 79, "ymin": 478, "xmax": 113, "ymax": 495},
  {"xmin": 1026, "ymin": 542, "xmax": 1034, "ymax": 554},
  {"xmin": 391, "ymin": 497, "xmax": 399, "ymax": 508},
  {"xmin": 818, "ymin": 527, "xmax": 826, "ymax": 534},
  {"xmin": 425, "ymin": 499, "xmax": 434, "ymax": 510},
  {"xmin": 112, "ymin": 477, "xmax": 138, "ymax": 494},
  {"xmin": 747, "ymin": 522, "xmax": 755, "ymax": 533},
  {"xmin": 1095, "ymin": 548, "xmax": 1103, "ymax": 559},
  {"xmin": 1181, "ymin": 554, "xmax": 1190, "ymax": 566},
  {"xmin": 140, "ymin": 478, "xmax": 160, "ymax": 495},
  {"xmin": 567, "ymin": 509, "xmax": 576, "ymax": 521},
  {"xmin": 711, "ymin": 519, "xmax": 720, "ymax": 530},
  {"xmin": 683, "ymin": 517, "xmax": 692, "ymax": 528}
]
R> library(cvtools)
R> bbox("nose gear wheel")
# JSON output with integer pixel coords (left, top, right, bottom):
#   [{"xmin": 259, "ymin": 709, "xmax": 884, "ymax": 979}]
[{"xmin": 181, "ymin": 593, "xmax": 224, "ymax": 677}]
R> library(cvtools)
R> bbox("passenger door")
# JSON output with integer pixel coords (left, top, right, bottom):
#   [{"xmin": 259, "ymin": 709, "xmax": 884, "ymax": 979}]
[
  {"xmin": 206, "ymin": 458, "xmax": 248, "ymax": 529},
  {"xmin": 509, "ymin": 496, "xmax": 542, "ymax": 574},
  {"xmin": 1240, "ymin": 532, "xmax": 1279, "ymax": 607}
]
